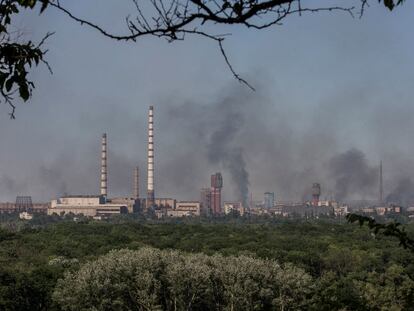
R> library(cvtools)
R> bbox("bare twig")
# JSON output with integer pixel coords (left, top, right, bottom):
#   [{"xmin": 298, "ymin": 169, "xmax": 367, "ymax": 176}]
[{"xmin": 48, "ymin": 0, "xmax": 356, "ymax": 91}]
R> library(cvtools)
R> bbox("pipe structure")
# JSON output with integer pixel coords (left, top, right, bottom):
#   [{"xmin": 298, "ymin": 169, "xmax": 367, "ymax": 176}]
[
  {"xmin": 134, "ymin": 166, "xmax": 139, "ymax": 199},
  {"xmin": 100, "ymin": 133, "xmax": 108, "ymax": 198},
  {"xmin": 147, "ymin": 106, "xmax": 155, "ymax": 209}
]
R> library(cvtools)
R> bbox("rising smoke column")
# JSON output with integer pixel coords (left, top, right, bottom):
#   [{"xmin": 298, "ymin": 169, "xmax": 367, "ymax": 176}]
[
  {"xmin": 328, "ymin": 148, "xmax": 377, "ymax": 201},
  {"xmin": 206, "ymin": 96, "xmax": 250, "ymax": 208},
  {"xmin": 386, "ymin": 177, "xmax": 414, "ymax": 206}
]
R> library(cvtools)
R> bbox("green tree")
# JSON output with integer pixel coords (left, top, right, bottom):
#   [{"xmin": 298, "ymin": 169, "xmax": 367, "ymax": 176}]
[
  {"xmin": 356, "ymin": 264, "xmax": 414, "ymax": 311},
  {"xmin": 53, "ymin": 247, "xmax": 314, "ymax": 311}
]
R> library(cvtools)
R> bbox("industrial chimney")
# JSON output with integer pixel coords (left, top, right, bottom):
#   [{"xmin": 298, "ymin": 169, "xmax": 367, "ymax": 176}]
[
  {"xmin": 134, "ymin": 166, "xmax": 139, "ymax": 199},
  {"xmin": 147, "ymin": 106, "xmax": 155, "ymax": 209},
  {"xmin": 311, "ymin": 183, "xmax": 321, "ymax": 206},
  {"xmin": 100, "ymin": 133, "xmax": 108, "ymax": 198}
]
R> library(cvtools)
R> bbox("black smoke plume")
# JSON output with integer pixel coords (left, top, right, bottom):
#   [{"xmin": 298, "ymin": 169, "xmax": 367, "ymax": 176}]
[
  {"xmin": 328, "ymin": 149, "xmax": 378, "ymax": 201},
  {"xmin": 386, "ymin": 178, "xmax": 414, "ymax": 207},
  {"xmin": 206, "ymin": 97, "xmax": 249, "ymax": 207}
]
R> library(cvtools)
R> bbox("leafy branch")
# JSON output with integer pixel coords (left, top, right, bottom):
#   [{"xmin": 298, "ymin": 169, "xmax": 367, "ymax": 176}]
[
  {"xmin": 346, "ymin": 213, "xmax": 414, "ymax": 252},
  {"xmin": 0, "ymin": 0, "xmax": 51, "ymax": 119}
]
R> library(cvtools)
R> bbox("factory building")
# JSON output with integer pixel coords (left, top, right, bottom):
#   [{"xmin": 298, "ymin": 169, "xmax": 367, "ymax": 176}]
[
  {"xmin": 48, "ymin": 196, "xmax": 128, "ymax": 217},
  {"xmin": 47, "ymin": 133, "xmax": 138, "ymax": 217},
  {"xmin": 276, "ymin": 204, "xmax": 332, "ymax": 218},
  {"xmin": 223, "ymin": 202, "xmax": 244, "ymax": 216},
  {"xmin": 210, "ymin": 173, "xmax": 223, "ymax": 215},
  {"xmin": 176, "ymin": 201, "xmax": 201, "ymax": 215},
  {"xmin": 200, "ymin": 188, "xmax": 211, "ymax": 216},
  {"xmin": 108, "ymin": 197, "xmax": 139, "ymax": 213},
  {"xmin": 154, "ymin": 198, "xmax": 176, "ymax": 209},
  {"xmin": 264, "ymin": 192, "xmax": 274, "ymax": 209},
  {"xmin": 0, "ymin": 200, "xmax": 49, "ymax": 214},
  {"xmin": 155, "ymin": 201, "xmax": 200, "ymax": 218}
]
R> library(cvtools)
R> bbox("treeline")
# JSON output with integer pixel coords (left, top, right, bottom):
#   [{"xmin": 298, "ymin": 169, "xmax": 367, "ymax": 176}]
[{"xmin": 0, "ymin": 221, "xmax": 413, "ymax": 310}]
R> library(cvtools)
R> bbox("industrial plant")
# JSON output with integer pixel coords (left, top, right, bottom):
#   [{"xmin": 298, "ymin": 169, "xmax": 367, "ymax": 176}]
[
  {"xmin": 0, "ymin": 105, "xmax": 409, "ymax": 220},
  {"xmin": 45, "ymin": 105, "xmax": 213, "ymax": 219}
]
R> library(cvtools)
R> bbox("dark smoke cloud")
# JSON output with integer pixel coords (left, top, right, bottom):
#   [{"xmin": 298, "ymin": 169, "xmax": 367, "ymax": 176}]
[
  {"xmin": 3, "ymin": 81, "xmax": 414, "ymax": 205},
  {"xmin": 206, "ymin": 96, "xmax": 249, "ymax": 207},
  {"xmin": 159, "ymin": 83, "xmax": 395, "ymax": 204},
  {"xmin": 0, "ymin": 175, "xmax": 25, "ymax": 200},
  {"xmin": 386, "ymin": 178, "xmax": 414, "ymax": 207},
  {"xmin": 328, "ymin": 149, "xmax": 378, "ymax": 201},
  {"xmin": 0, "ymin": 144, "xmax": 140, "ymax": 202},
  {"xmin": 160, "ymin": 88, "xmax": 252, "ymax": 205}
]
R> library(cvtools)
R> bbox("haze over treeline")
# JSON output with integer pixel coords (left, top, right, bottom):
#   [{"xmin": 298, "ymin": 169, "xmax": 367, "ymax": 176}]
[{"xmin": 0, "ymin": 1, "xmax": 414, "ymax": 204}]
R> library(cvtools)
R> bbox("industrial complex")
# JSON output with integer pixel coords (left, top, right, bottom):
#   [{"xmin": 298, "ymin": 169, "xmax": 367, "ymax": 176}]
[{"xmin": 0, "ymin": 105, "xmax": 409, "ymax": 220}]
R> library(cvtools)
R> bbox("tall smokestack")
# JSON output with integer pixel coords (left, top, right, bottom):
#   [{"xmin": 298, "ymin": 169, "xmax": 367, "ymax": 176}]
[
  {"xmin": 379, "ymin": 160, "xmax": 383, "ymax": 204},
  {"xmin": 134, "ymin": 166, "xmax": 139, "ymax": 199},
  {"xmin": 100, "ymin": 133, "xmax": 108, "ymax": 197},
  {"xmin": 147, "ymin": 106, "xmax": 155, "ymax": 209}
]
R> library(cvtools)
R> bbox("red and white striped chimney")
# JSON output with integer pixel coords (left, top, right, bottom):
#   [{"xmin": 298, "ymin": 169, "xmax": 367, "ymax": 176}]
[
  {"xmin": 147, "ymin": 106, "xmax": 155, "ymax": 209},
  {"xmin": 100, "ymin": 133, "xmax": 108, "ymax": 197}
]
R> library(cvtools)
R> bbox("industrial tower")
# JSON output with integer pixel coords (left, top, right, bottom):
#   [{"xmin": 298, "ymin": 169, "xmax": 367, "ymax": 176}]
[
  {"xmin": 312, "ymin": 183, "xmax": 321, "ymax": 206},
  {"xmin": 147, "ymin": 106, "xmax": 155, "ymax": 209},
  {"xmin": 100, "ymin": 133, "xmax": 108, "ymax": 198},
  {"xmin": 210, "ymin": 173, "xmax": 223, "ymax": 215}
]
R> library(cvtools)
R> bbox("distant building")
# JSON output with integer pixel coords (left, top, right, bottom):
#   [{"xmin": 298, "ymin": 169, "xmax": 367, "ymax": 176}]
[
  {"xmin": 166, "ymin": 210, "xmax": 193, "ymax": 217},
  {"xmin": 19, "ymin": 211, "xmax": 33, "ymax": 220},
  {"xmin": 0, "ymin": 202, "xmax": 19, "ymax": 213},
  {"xmin": 361, "ymin": 207, "xmax": 375, "ymax": 214},
  {"xmin": 0, "ymin": 202, "xmax": 49, "ymax": 213},
  {"xmin": 155, "ymin": 198, "xmax": 176, "ymax": 209},
  {"xmin": 175, "ymin": 201, "xmax": 201, "ymax": 216},
  {"xmin": 317, "ymin": 200, "xmax": 340, "ymax": 208},
  {"xmin": 223, "ymin": 202, "xmax": 244, "ymax": 216},
  {"xmin": 359, "ymin": 205, "xmax": 402, "ymax": 216},
  {"xmin": 272, "ymin": 204, "xmax": 333, "ymax": 218},
  {"xmin": 200, "ymin": 188, "xmax": 211, "ymax": 216},
  {"xmin": 48, "ymin": 195, "xmax": 128, "ymax": 217},
  {"xmin": 264, "ymin": 192, "xmax": 274, "ymax": 209},
  {"xmin": 210, "ymin": 173, "xmax": 223, "ymax": 215},
  {"xmin": 109, "ymin": 197, "xmax": 139, "ymax": 213},
  {"xmin": 312, "ymin": 183, "xmax": 321, "ymax": 206},
  {"xmin": 333, "ymin": 206, "xmax": 349, "ymax": 217}
]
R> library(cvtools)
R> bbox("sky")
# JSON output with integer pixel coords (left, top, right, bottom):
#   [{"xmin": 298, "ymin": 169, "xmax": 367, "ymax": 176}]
[{"xmin": 1, "ymin": 0, "xmax": 414, "ymax": 205}]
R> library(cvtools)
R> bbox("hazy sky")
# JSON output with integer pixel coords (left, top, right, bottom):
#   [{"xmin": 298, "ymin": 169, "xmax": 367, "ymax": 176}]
[{"xmin": 1, "ymin": 1, "xmax": 414, "ymax": 204}]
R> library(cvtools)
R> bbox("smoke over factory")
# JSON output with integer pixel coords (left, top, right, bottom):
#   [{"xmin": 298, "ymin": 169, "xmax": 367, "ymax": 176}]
[{"xmin": 1, "ymin": 85, "xmax": 414, "ymax": 218}]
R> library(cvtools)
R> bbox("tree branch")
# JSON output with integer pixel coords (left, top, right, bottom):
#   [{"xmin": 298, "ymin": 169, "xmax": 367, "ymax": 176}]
[{"xmin": 48, "ymin": 0, "xmax": 357, "ymax": 91}]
